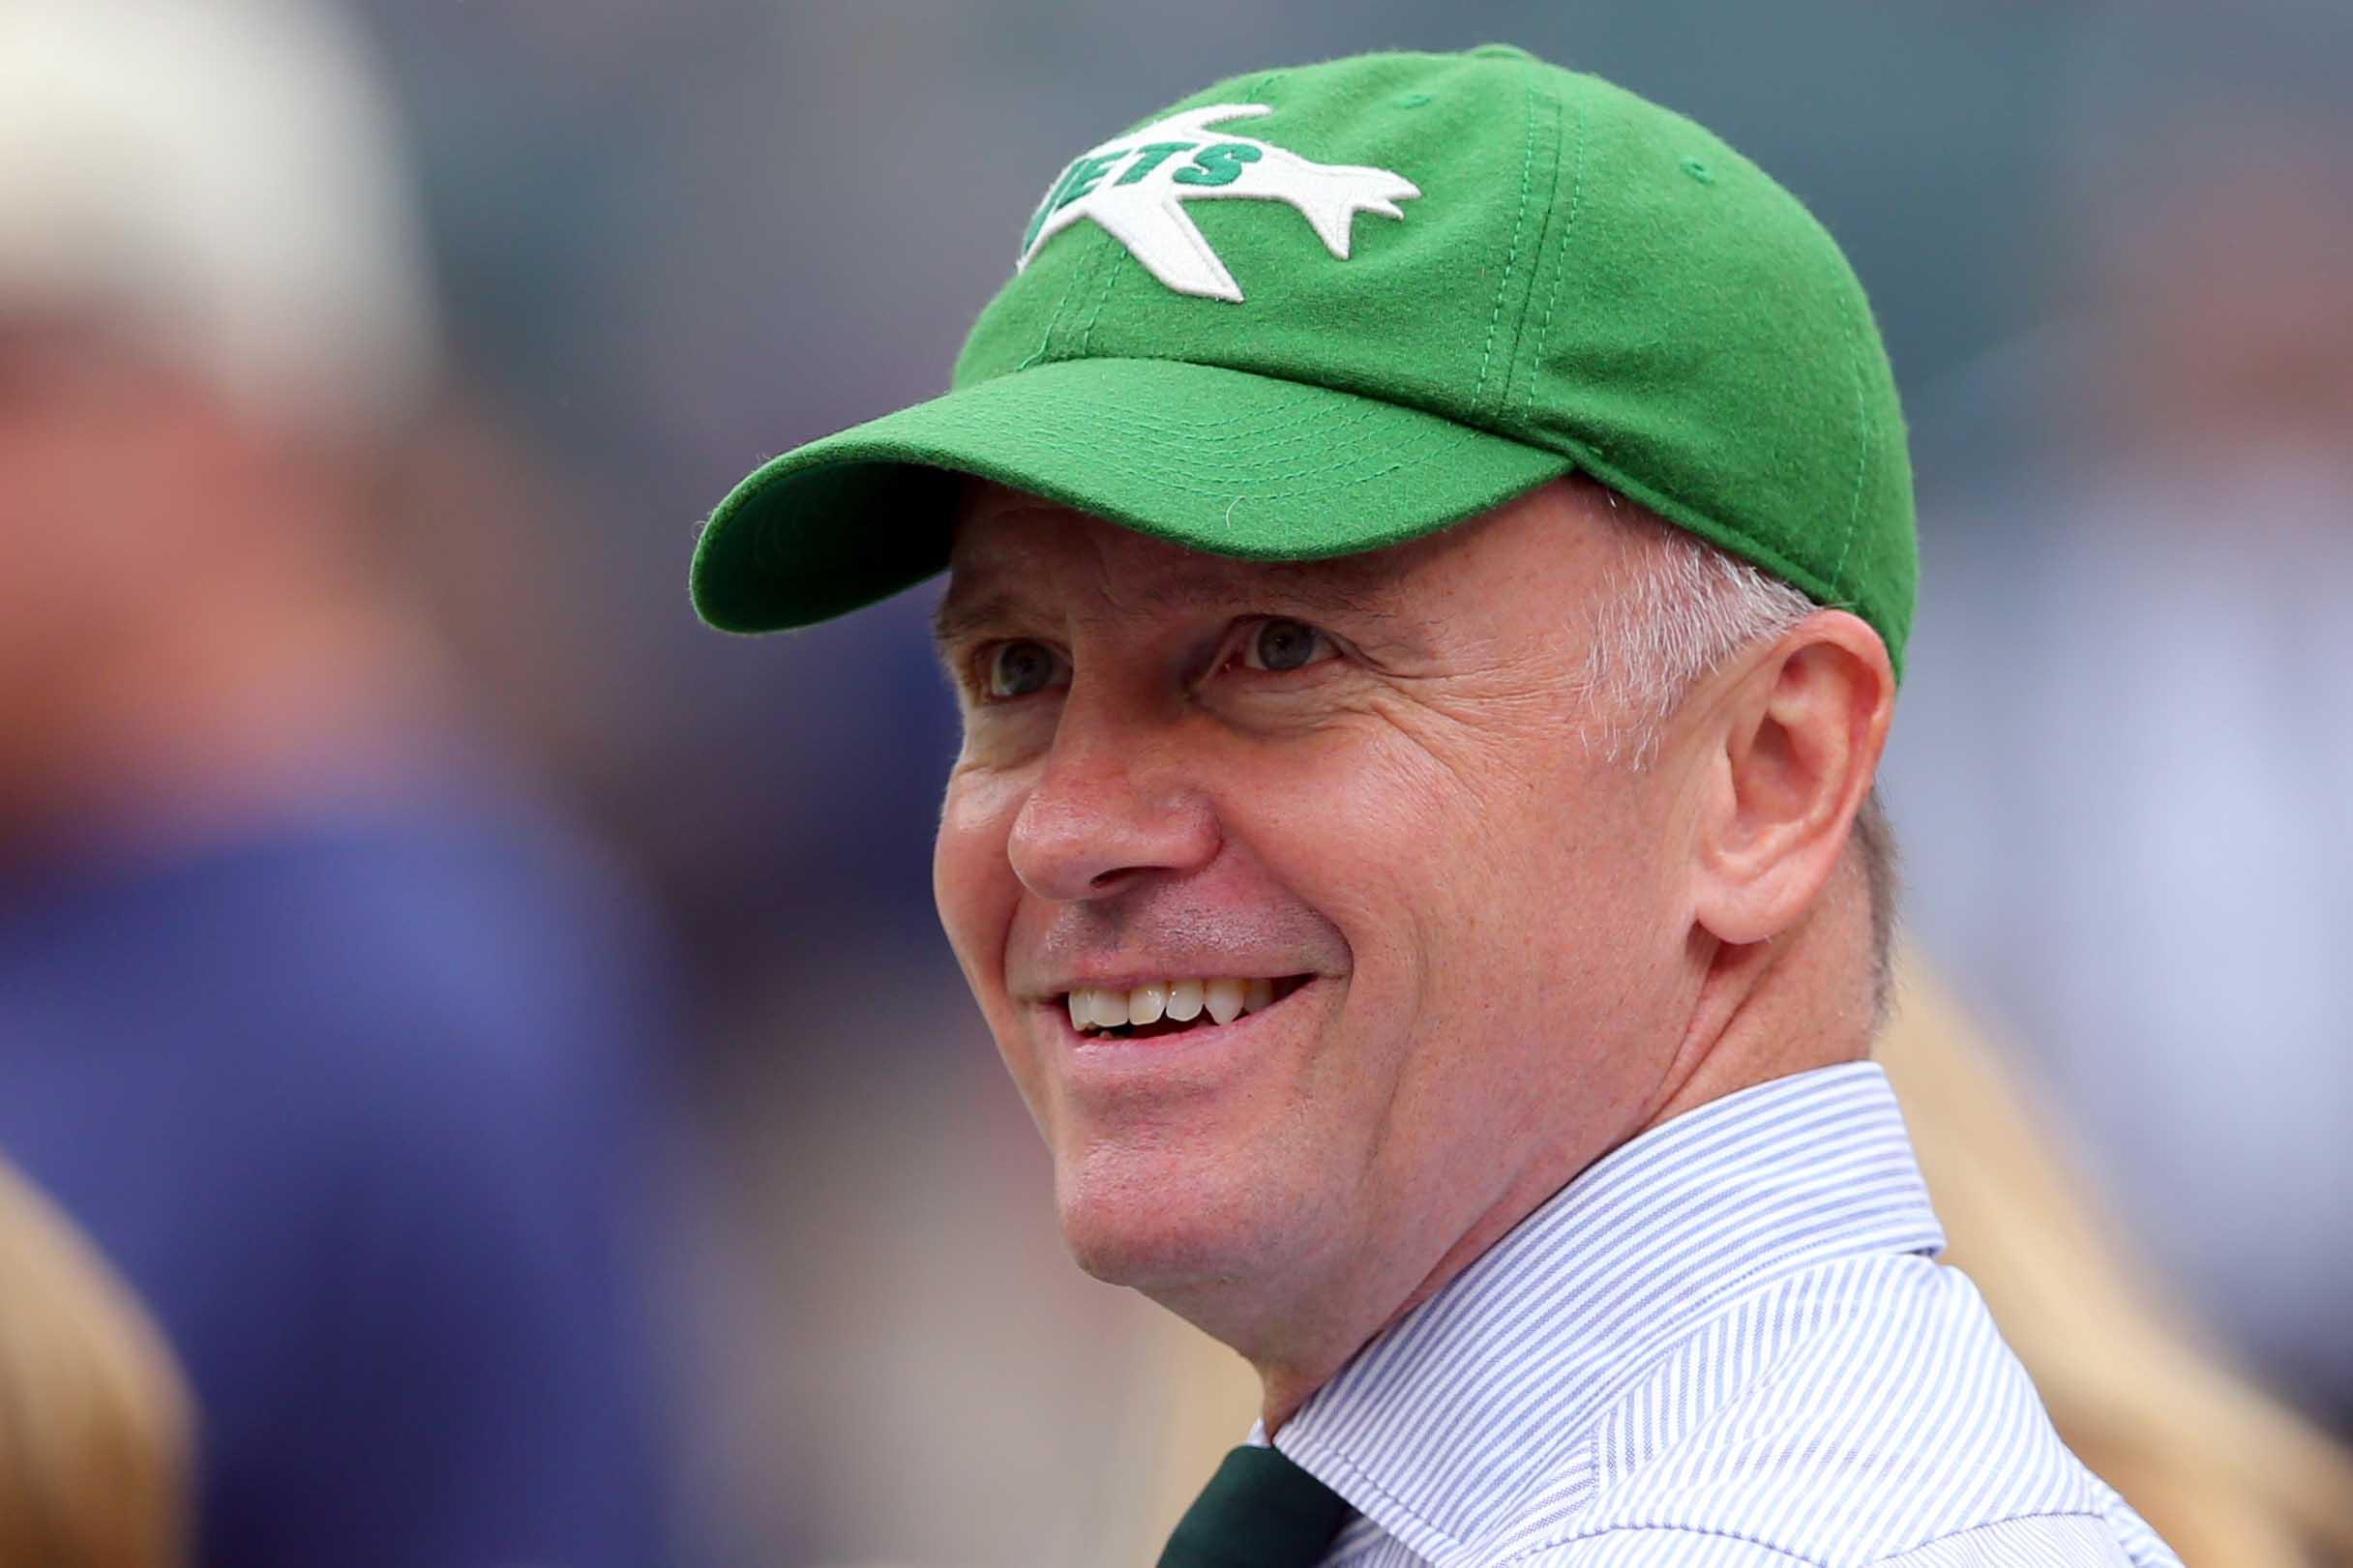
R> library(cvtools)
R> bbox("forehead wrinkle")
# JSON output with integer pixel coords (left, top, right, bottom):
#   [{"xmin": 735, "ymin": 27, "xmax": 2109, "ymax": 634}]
[
  {"xmin": 940, "ymin": 493, "xmax": 1127, "ymax": 629},
  {"xmin": 949, "ymin": 476, "xmax": 1445, "ymax": 618},
  {"xmin": 1143, "ymin": 559, "xmax": 1396, "ymax": 621},
  {"xmin": 943, "ymin": 491, "xmax": 1419, "ymax": 651},
  {"xmin": 942, "ymin": 546, "xmax": 1398, "ymax": 636}
]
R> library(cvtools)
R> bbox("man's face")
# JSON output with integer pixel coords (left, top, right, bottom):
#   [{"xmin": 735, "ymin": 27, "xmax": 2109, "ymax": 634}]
[
  {"xmin": 932, "ymin": 481, "xmax": 1700, "ymax": 1330},
  {"xmin": 0, "ymin": 323, "xmax": 215, "ymax": 772}
]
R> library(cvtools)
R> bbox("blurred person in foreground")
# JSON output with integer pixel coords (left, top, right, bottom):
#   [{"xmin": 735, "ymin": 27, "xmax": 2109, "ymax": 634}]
[
  {"xmin": 692, "ymin": 47, "xmax": 2179, "ymax": 1567},
  {"xmin": 0, "ymin": 3, "xmax": 674, "ymax": 1565},
  {"xmin": 1890, "ymin": 104, "xmax": 2353, "ymax": 1430},
  {"xmin": 0, "ymin": 1157, "xmax": 194, "ymax": 1568}
]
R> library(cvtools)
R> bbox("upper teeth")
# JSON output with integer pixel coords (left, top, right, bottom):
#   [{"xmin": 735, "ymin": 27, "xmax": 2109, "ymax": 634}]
[{"xmin": 1067, "ymin": 977, "xmax": 1279, "ymax": 1033}]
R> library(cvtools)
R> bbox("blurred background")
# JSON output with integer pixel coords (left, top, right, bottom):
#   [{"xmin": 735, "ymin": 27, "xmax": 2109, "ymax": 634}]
[{"xmin": 2, "ymin": 2, "xmax": 2347, "ymax": 1566}]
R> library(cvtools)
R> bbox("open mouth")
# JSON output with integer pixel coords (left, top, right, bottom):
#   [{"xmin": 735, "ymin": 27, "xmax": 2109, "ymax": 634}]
[{"xmin": 1062, "ymin": 975, "xmax": 1313, "ymax": 1042}]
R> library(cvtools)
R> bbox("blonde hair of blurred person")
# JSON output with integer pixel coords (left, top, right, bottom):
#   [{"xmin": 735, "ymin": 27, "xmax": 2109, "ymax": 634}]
[
  {"xmin": 1880, "ymin": 956, "xmax": 2353, "ymax": 1568},
  {"xmin": 0, "ymin": 0, "xmax": 445, "ymax": 864},
  {"xmin": 1109, "ymin": 949, "xmax": 2353, "ymax": 1568},
  {"xmin": 0, "ymin": 1159, "xmax": 193, "ymax": 1568}
]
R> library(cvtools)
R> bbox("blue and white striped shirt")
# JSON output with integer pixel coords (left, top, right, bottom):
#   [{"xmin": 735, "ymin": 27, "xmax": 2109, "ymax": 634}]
[{"xmin": 1257, "ymin": 1063, "xmax": 2182, "ymax": 1567}]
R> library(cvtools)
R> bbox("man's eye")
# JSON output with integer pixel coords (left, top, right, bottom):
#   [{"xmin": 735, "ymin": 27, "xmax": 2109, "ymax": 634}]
[
  {"xmin": 1237, "ymin": 618, "xmax": 1336, "ymax": 673},
  {"xmin": 981, "ymin": 639, "xmax": 1068, "ymax": 699}
]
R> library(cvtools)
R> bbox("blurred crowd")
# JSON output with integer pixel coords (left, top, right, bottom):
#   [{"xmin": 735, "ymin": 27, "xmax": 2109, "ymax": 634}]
[{"xmin": 0, "ymin": 3, "xmax": 2345, "ymax": 1567}]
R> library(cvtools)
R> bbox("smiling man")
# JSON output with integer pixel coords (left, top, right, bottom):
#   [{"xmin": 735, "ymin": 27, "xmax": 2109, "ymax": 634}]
[{"xmin": 693, "ymin": 45, "xmax": 2180, "ymax": 1568}]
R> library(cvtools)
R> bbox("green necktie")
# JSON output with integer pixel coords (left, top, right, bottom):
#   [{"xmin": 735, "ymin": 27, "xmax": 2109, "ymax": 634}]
[{"xmin": 1158, "ymin": 1443, "xmax": 1353, "ymax": 1568}]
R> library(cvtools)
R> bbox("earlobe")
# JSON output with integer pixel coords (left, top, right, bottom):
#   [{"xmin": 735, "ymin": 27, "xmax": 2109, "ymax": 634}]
[{"xmin": 1688, "ymin": 613, "xmax": 1892, "ymax": 948}]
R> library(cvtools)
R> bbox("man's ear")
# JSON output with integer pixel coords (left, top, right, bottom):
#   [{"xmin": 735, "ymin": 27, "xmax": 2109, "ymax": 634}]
[{"xmin": 1688, "ymin": 610, "xmax": 1893, "ymax": 947}]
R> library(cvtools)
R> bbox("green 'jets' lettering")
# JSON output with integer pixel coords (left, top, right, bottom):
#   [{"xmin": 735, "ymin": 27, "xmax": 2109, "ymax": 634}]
[
  {"xmin": 1173, "ymin": 142, "xmax": 1263, "ymax": 187},
  {"xmin": 1022, "ymin": 160, "xmax": 1087, "ymax": 252},
  {"xmin": 1057, "ymin": 152, "xmax": 1127, "ymax": 208},
  {"xmin": 1115, "ymin": 141, "xmax": 1198, "ymax": 184},
  {"xmin": 1023, "ymin": 150, "xmax": 1131, "ymax": 252}
]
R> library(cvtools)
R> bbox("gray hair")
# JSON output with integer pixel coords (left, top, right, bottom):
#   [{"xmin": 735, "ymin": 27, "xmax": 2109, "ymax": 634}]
[{"xmin": 1576, "ymin": 488, "xmax": 1900, "ymax": 1021}]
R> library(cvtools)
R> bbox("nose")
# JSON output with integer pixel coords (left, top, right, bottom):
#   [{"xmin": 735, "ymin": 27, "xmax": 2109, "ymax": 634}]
[{"xmin": 1006, "ymin": 698, "xmax": 1219, "ymax": 902}]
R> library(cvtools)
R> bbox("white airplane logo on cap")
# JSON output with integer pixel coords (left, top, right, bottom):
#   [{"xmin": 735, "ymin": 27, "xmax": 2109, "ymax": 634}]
[{"xmin": 1017, "ymin": 104, "xmax": 1420, "ymax": 303}]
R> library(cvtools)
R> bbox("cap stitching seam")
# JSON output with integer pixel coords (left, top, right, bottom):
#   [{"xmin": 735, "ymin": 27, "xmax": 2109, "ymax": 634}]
[
  {"xmin": 998, "ymin": 414, "xmax": 1482, "ymax": 498},
  {"xmin": 1495, "ymin": 86, "xmax": 1566, "ymax": 420},
  {"xmin": 1015, "ymin": 229, "xmax": 1106, "ymax": 370},
  {"xmin": 1082, "ymin": 395, "xmax": 1374, "ymax": 444},
  {"xmin": 1073, "ymin": 219, "xmax": 1126, "ymax": 358},
  {"xmin": 1077, "ymin": 399, "xmax": 1394, "ymax": 468},
  {"xmin": 998, "ymin": 412, "xmax": 1460, "ymax": 489},
  {"xmin": 1473, "ymin": 86, "xmax": 1542, "ymax": 414},
  {"xmin": 1522, "ymin": 103, "xmax": 1591, "ymax": 418},
  {"xmin": 1071, "ymin": 384, "xmax": 1326, "ymax": 433},
  {"xmin": 1824, "ymin": 302, "xmax": 1872, "ymax": 606},
  {"xmin": 1073, "ymin": 389, "xmax": 1368, "ymax": 445}
]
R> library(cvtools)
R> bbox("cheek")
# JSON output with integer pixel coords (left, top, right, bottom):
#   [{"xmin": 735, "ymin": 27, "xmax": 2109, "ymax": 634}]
[
  {"xmin": 934, "ymin": 761, "xmax": 1060, "ymax": 1126},
  {"xmin": 1209, "ymin": 736, "xmax": 1472, "ymax": 1086},
  {"xmin": 1221, "ymin": 727, "xmax": 1527, "ymax": 975},
  {"xmin": 933, "ymin": 763, "xmax": 1027, "ymax": 1000},
  {"xmin": 1218, "ymin": 718, "xmax": 1653, "ymax": 1102}
]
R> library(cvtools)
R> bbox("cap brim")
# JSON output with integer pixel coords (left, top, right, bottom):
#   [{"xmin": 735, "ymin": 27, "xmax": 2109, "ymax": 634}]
[{"xmin": 691, "ymin": 356, "xmax": 1575, "ymax": 633}]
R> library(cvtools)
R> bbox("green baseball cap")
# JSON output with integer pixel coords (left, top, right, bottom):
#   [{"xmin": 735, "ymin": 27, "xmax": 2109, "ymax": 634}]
[{"xmin": 692, "ymin": 44, "xmax": 1916, "ymax": 674}]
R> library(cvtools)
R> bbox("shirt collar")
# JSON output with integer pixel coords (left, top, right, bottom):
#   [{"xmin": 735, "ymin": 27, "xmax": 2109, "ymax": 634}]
[{"xmin": 1267, "ymin": 1061, "xmax": 1945, "ymax": 1564}]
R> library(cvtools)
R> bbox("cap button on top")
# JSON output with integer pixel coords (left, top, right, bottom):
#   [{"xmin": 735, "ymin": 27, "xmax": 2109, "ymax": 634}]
[{"xmin": 1467, "ymin": 44, "xmax": 1536, "ymax": 61}]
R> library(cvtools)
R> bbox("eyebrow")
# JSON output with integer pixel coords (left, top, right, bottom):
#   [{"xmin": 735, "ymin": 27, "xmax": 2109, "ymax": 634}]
[
  {"xmin": 930, "ymin": 590, "xmax": 1024, "ymax": 659},
  {"xmin": 931, "ymin": 561, "xmax": 1401, "ymax": 657}
]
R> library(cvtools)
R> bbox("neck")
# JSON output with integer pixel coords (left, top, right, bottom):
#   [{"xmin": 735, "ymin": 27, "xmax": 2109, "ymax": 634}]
[{"xmin": 1250, "ymin": 1162, "xmax": 1568, "ymax": 1434}]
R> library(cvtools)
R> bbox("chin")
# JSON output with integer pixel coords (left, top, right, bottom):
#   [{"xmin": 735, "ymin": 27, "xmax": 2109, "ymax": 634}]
[{"xmin": 1051, "ymin": 1142, "xmax": 1296, "ymax": 1293}]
